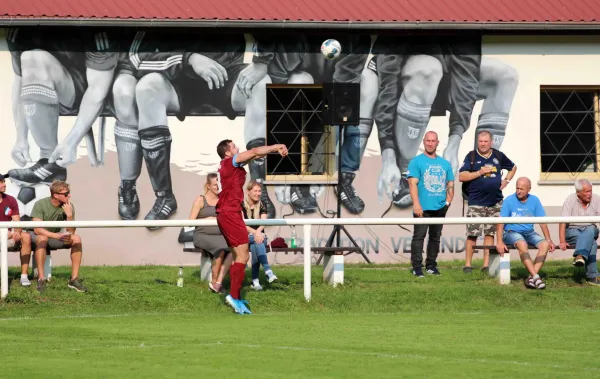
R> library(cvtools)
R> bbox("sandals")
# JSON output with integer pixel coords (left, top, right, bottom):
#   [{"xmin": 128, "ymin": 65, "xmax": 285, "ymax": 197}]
[{"xmin": 525, "ymin": 276, "xmax": 546, "ymax": 290}]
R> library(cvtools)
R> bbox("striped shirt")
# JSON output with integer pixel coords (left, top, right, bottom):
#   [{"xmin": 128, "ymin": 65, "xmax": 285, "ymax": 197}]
[{"xmin": 560, "ymin": 193, "xmax": 600, "ymax": 228}]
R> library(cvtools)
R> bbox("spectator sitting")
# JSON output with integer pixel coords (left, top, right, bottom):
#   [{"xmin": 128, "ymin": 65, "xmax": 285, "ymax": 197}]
[
  {"xmin": 243, "ymin": 179, "xmax": 277, "ymax": 290},
  {"xmin": 189, "ymin": 173, "xmax": 232, "ymax": 293},
  {"xmin": 0, "ymin": 172, "xmax": 32, "ymax": 287},
  {"xmin": 495, "ymin": 177, "xmax": 555, "ymax": 289},
  {"xmin": 558, "ymin": 179, "xmax": 600, "ymax": 286},
  {"xmin": 29, "ymin": 180, "xmax": 87, "ymax": 293}
]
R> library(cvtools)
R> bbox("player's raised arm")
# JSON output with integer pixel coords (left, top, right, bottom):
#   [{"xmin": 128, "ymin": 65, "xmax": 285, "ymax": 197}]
[{"xmin": 235, "ymin": 144, "xmax": 288, "ymax": 165}]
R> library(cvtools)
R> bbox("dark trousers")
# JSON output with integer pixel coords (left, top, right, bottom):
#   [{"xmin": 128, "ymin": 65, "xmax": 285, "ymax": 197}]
[{"xmin": 411, "ymin": 205, "xmax": 448, "ymax": 269}]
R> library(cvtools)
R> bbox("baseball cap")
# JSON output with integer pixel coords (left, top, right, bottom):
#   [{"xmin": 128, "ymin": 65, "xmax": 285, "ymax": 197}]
[{"xmin": 0, "ymin": 173, "xmax": 9, "ymax": 180}]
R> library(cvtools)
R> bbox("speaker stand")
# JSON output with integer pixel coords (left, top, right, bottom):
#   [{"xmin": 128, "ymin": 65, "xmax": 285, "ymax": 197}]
[{"xmin": 316, "ymin": 124, "xmax": 371, "ymax": 265}]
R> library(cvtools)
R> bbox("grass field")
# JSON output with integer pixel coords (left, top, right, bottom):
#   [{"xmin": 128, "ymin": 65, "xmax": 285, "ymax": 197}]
[{"xmin": 1, "ymin": 259, "xmax": 599, "ymax": 378}]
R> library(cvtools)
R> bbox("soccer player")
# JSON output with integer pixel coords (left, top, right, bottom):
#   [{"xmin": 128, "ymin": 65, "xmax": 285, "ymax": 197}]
[{"xmin": 215, "ymin": 139, "xmax": 287, "ymax": 314}]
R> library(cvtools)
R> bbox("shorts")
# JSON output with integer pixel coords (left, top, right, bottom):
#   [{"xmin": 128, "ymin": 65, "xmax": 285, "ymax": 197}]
[
  {"xmin": 216, "ymin": 211, "xmax": 249, "ymax": 248},
  {"xmin": 466, "ymin": 202, "xmax": 502, "ymax": 237},
  {"xmin": 28, "ymin": 232, "xmax": 71, "ymax": 250},
  {"xmin": 503, "ymin": 230, "xmax": 545, "ymax": 248},
  {"xmin": 173, "ymin": 63, "xmax": 248, "ymax": 122},
  {"xmin": 60, "ymin": 61, "xmax": 87, "ymax": 116}
]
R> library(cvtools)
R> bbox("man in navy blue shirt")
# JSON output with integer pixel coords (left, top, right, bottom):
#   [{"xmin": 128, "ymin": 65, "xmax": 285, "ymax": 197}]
[
  {"xmin": 407, "ymin": 131, "xmax": 455, "ymax": 277},
  {"xmin": 496, "ymin": 177, "xmax": 555, "ymax": 289},
  {"xmin": 459, "ymin": 130, "xmax": 517, "ymax": 273}
]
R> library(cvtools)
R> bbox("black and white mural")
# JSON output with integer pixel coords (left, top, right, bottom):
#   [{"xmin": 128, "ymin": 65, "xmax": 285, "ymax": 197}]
[{"xmin": 0, "ymin": 28, "xmax": 520, "ymax": 264}]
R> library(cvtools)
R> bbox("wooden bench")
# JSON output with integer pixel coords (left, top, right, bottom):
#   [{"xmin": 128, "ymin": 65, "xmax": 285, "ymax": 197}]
[
  {"xmin": 474, "ymin": 243, "xmax": 574, "ymax": 285},
  {"xmin": 181, "ymin": 229, "xmax": 360, "ymax": 287}
]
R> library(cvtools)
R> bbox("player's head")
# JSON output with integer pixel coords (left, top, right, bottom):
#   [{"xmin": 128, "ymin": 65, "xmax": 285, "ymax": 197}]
[
  {"xmin": 50, "ymin": 180, "xmax": 71, "ymax": 205},
  {"xmin": 204, "ymin": 173, "xmax": 219, "ymax": 195},
  {"xmin": 422, "ymin": 131, "xmax": 439, "ymax": 154},
  {"xmin": 217, "ymin": 139, "xmax": 239, "ymax": 159}
]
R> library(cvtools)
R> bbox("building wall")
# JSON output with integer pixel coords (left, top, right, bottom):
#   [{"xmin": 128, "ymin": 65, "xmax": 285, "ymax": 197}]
[{"xmin": 1, "ymin": 29, "xmax": 598, "ymax": 267}]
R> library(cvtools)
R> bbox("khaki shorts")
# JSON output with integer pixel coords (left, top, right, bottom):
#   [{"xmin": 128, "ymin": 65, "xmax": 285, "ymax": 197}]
[{"xmin": 466, "ymin": 202, "xmax": 502, "ymax": 237}]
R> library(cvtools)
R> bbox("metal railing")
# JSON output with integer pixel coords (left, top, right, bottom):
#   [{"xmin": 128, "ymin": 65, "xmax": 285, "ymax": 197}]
[{"xmin": 3, "ymin": 216, "xmax": 600, "ymax": 300}]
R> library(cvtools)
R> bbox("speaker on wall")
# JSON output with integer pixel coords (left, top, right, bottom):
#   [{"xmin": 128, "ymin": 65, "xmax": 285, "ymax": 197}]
[{"xmin": 322, "ymin": 83, "xmax": 360, "ymax": 125}]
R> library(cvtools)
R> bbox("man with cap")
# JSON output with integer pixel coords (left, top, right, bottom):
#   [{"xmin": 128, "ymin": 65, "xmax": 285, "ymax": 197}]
[{"xmin": 0, "ymin": 172, "xmax": 33, "ymax": 286}]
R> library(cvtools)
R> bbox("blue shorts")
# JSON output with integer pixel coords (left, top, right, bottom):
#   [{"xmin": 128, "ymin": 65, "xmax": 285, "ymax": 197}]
[{"xmin": 503, "ymin": 230, "xmax": 545, "ymax": 248}]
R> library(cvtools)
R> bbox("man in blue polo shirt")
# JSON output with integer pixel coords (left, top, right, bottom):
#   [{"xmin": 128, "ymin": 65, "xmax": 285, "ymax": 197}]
[
  {"xmin": 496, "ymin": 177, "xmax": 555, "ymax": 289},
  {"xmin": 459, "ymin": 130, "xmax": 517, "ymax": 273},
  {"xmin": 407, "ymin": 131, "xmax": 455, "ymax": 277}
]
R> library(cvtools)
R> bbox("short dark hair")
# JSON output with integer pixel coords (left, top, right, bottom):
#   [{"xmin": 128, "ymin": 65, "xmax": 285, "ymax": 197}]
[{"xmin": 217, "ymin": 139, "xmax": 232, "ymax": 159}]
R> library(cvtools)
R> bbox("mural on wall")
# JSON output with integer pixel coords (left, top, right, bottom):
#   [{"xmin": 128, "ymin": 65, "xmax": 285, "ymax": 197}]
[{"xmin": 1, "ymin": 27, "xmax": 521, "ymax": 265}]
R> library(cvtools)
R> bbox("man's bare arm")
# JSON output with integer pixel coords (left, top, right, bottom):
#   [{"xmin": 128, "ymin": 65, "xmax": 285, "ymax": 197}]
[
  {"xmin": 235, "ymin": 144, "xmax": 287, "ymax": 165},
  {"xmin": 446, "ymin": 180, "xmax": 455, "ymax": 204}
]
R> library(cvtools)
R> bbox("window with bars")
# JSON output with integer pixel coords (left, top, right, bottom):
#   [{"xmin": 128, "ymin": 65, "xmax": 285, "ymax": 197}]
[
  {"xmin": 540, "ymin": 87, "xmax": 600, "ymax": 180},
  {"xmin": 265, "ymin": 85, "xmax": 336, "ymax": 184}
]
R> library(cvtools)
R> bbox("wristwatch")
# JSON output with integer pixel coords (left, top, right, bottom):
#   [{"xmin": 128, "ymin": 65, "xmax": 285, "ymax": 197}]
[{"xmin": 446, "ymin": 201, "xmax": 451, "ymax": 207}]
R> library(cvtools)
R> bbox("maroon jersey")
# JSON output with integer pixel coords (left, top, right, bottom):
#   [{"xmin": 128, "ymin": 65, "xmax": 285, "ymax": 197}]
[
  {"xmin": 0, "ymin": 194, "xmax": 19, "ymax": 229},
  {"xmin": 216, "ymin": 155, "xmax": 247, "ymax": 213}
]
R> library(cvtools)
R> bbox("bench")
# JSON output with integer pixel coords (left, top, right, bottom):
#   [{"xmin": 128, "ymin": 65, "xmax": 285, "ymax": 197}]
[
  {"xmin": 181, "ymin": 228, "xmax": 360, "ymax": 287},
  {"xmin": 474, "ymin": 244, "xmax": 574, "ymax": 285}
]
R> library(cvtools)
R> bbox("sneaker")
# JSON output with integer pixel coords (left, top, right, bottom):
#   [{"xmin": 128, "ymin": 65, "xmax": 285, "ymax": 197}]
[
  {"xmin": 250, "ymin": 280, "xmax": 263, "ymax": 291},
  {"xmin": 118, "ymin": 180, "xmax": 140, "ymax": 220},
  {"xmin": 334, "ymin": 172, "xmax": 365, "ymax": 214},
  {"xmin": 237, "ymin": 299, "xmax": 252, "ymax": 315},
  {"xmin": 145, "ymin": 195, "xmax": 177, "ymax": 230},
  {"xmin": 463, "ymin": 266, "xmax": 473, "ymax": 274},
  {"xmin": 68, "ymin": 277, "xmax": 88, "ymax": 293},
  {"xmin": 290, "ymin": 185, "xmax": 318, "ymax": 214},
  {"xmin": 266, "ymin": 271, "xmax": 278, "ymax": 283},
  {"xmin": 20, "ymin": 276, "xmax": 31, "ymax": 287},
  {"xmin": 225, "ymin": 295, "xmax": 244, "ymax": 314},
  {"xmin": 573, "ymin": 255, "xmax": 586, "ymax": 267},
  {"xmin": 7, "ymin": 158, "xmax": 67, "ymax": 186},
  {"xmin": 412, "ymin": 268, "xmax": 424, "ymax": 278},
  {"xmin": 392, "ymin": 175, "xmax": 411, "ymax": 209},
  {"xmin": 586, "ymin": 277, "xmax": 600, "ymax": 286},
  {"xmin": 426, "ymin": 267, "xmax": 441, "ymax": 276},
  {"xmin": 36, "ymin": 278, "xmax": 46, "ymax": 293}
]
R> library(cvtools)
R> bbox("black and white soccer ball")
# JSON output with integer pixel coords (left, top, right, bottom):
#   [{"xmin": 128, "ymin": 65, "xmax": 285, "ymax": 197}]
[{"xmin": 5, "ymin": 182, "xmax": 50, "ymax": 220}]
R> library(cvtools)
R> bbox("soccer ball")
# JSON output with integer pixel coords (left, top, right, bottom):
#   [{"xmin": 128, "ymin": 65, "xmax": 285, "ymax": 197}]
[
  {"xmin": 4, "ymin": 182, "xmax": 51, "ymax": 220},
  {"xmin": 321, "ymin": 39, "xmax": 342, "ymax": 60}
]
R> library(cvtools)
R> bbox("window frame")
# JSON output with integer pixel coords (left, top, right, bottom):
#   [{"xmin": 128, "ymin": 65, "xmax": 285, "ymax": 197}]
[
  {"xmin": 539, "ymin": 85, "xmax": 600, "ymax": 182},
  {"xmin": 264, "ymin": 84, "xmax": 337, "ymax": 185}
]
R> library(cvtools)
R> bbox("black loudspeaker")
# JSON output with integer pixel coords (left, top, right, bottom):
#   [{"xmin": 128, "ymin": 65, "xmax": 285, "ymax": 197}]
[{"xmin": 322, "ymin": 83, "xmax": 360, "ymax": 125}]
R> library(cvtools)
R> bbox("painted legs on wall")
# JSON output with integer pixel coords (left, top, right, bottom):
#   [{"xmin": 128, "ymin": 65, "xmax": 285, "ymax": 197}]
[{"xmin": 8, "ymin": 50, "xmax": 73, "ymax": 185}]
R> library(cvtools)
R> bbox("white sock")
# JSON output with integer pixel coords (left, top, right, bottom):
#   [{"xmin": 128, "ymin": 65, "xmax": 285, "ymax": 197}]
[
  {"xmin": 532, "ymin": 274, "xmax": 540, "ymax": 280},
  {"xmin": 21, "ymin": 274, "xmax": 28, "ymax": 279},
  {"xmin": 252, "ymin": 279, "xmax": 260, "ymax": 286},
  {"xmin": 265, "ymin": 270, "xmax": 274, "ymax": 277}
]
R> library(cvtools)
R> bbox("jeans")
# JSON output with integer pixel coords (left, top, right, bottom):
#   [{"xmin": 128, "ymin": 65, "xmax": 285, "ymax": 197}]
[
  {"xmin": 340, "ymin": 127, "xmax": 361, "ymax": 172},
  {"xmin": 565, "ymin": 225, "xmax": 599, "ymax": 279},
  {"xmin": 411, "ymin": 205, "xmax": 448, "ymax": 269},
  {"xmin": 249, "ymin": 233, "xmax": 272, "ymax": 280}
]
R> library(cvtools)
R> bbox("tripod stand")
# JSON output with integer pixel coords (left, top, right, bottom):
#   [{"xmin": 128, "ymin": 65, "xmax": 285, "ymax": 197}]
[{"xmin": 316, "ymin": 124, "xmax": 372, "ymax": 265}]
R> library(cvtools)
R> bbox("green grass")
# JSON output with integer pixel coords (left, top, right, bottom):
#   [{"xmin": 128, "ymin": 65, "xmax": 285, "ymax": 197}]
[{"xmin": 1, "ymin": 260, "xmax": 599, "ymax": 378}]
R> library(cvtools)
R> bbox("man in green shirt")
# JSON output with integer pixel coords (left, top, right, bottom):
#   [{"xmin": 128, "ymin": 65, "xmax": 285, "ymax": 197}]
[{"xmin": 29, "ymin": 180, "xmax": 87, "ymax": 293}]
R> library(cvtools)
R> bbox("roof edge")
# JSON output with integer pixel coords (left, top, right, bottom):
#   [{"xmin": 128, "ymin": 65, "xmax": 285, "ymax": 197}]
[{"xmin": 1, "ymin": 18, "xmax": 600, "ymax": 30}]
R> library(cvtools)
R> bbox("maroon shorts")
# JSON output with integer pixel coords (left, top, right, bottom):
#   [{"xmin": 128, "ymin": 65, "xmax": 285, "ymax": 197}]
[{"xmin": 216, "ymin": 211, "xmax": 249, "ymax": 248}]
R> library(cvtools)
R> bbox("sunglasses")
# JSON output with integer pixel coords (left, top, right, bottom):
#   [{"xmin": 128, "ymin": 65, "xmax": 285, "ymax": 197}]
[{"xmin": 57, "ymin": 191, "xmax": 70, "ymax": 196}]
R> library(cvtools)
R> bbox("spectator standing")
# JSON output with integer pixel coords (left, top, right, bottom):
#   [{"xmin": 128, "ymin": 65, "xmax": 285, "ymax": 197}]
[
  {"xmin": 407, "ymin": 131, "xmax": 455, "ymax": 277},
  {"xmin": 459, "ymin": 130, "xmax": 517, "ymax": 273}
]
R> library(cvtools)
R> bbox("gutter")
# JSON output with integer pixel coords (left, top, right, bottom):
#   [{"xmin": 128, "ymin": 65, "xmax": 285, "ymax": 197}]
[{"xmin": 1, "ymin": 18, "xmax": 600, "ymax": 30}]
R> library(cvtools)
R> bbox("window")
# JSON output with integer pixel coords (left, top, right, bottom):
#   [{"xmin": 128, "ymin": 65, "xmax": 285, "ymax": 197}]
[
  {"xmin": 540, "ymin": 87, "xmax": 600, "ymax": 180},
  {"xmin": 265, "ymin": 85, "xmax": 336, "ymax": 184}
]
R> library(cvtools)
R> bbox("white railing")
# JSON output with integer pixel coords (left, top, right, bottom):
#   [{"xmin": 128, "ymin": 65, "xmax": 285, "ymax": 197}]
[{"xmin": 2, "ymin": 216, "xmax": 600, "ymax": 300}]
